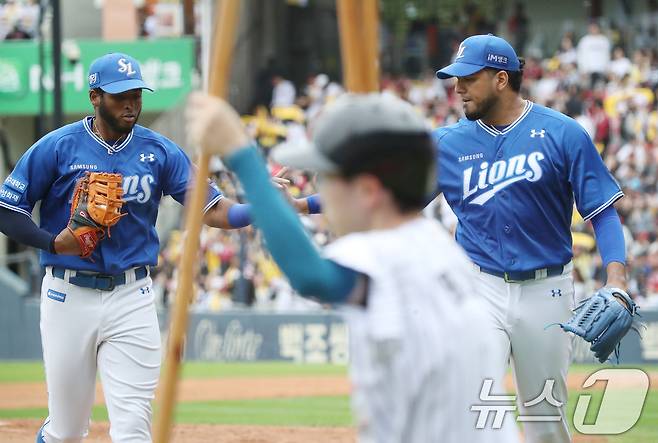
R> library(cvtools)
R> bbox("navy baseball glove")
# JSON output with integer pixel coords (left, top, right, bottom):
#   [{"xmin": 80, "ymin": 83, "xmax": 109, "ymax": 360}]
[{"xmin": 560, "ymin": 287, "xmax": 641, "ymax": 363}]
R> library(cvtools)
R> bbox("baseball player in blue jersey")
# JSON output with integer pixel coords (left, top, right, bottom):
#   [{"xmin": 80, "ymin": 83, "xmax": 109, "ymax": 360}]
[
  {"xmin": 432, "ymin": 34, "xmax": 628, "ymax": 443},
  {"xmin": 0, "ymin": 53, "xmax": 305, "ymax": 443}
]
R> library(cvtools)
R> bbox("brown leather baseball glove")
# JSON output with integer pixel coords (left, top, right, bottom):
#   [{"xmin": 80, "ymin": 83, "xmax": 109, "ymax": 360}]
[{"xmin": 68, "ymin": 172, "xmax": 126, "ymax": 258}]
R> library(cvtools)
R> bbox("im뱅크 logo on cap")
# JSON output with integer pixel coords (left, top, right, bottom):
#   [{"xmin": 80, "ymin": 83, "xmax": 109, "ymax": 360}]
[
  {"xmin": 487, "ymin": 53, "xmax": 508, "ymax": 65},
  {"xmin": 88, "ymin": 73, "xmax": 98, "ymax": 87}
]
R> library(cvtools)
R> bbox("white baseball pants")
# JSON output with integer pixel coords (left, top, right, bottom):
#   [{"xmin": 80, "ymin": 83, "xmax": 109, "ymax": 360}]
[
  {"xmin": 475, "ymin": 266, "xmax": 575, "ymax": 443},
  {"xmin": 39, "ymin": 268, "xmax": 161, "ymax": 443}
]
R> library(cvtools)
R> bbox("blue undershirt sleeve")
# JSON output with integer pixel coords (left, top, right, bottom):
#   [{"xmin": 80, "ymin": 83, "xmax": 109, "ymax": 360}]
[
  {"xmin": 590, "ymin": 205, "xmax": 626, "ymax": 267},
  {"xmin": 0, "ymin": 207, "xmax": 56, "ymax": 253},
  {"xmin": 225, "ymin": 145, "xmax": 358, "ymax": 303}
]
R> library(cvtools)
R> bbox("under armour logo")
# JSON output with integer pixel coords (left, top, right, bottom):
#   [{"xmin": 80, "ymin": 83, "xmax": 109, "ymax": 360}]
[
  {"xmin": 551, "ymin": 289, "xmax": 562, "ymax": 297},
  {"xmin": 139, "ymin": 286, "xmax": 150, "ymax": 295},
  {"xmin": 140, "ymin": 153, "xmax": 155, "ymax": 162},
  {"xmin": 455, "ymin": 43, "xmax": 466, "ymax": 60},
  {"xmin": 118, "ymin": 58, "xmax": 137, "ymax": 76},
  {"xmin": 530, "ymin": 129, "xmax": 545, "ymax": 138}
]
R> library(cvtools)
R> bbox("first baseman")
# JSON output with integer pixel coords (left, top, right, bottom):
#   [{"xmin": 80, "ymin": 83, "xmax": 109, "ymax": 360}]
[
  {"xmin": 0, "ymin": 53, "xmax": 303, "ymax": 442},
  {"xmin": 185, "ymin": 92, "xmax": 519, "ymax": 443},
  {"xmin": 432, "ymin": 34, "xmax": 628, "ymax": 442}
]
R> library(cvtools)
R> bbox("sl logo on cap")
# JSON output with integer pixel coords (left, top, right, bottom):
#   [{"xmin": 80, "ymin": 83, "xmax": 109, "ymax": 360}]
[
  {"xmin": 117, "ymin": 58, "xmax": 137, "ymax": 76},
  {"xmin": 455, "ymin": 43, "xmax": 466, "ymax": 60}
]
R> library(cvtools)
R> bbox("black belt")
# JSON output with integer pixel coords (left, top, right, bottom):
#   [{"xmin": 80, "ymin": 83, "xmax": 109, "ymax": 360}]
[
  {"xmin": 51, "ymin": 266, "xmax": 149, "ymax": 291},
  {"xmin": 478, "ymin": 264, "xmax": 566, "ymax": 283}
]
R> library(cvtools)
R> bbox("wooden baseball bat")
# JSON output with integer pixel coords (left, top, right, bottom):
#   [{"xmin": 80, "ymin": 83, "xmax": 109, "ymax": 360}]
[
  {"xmin": 152, "ymin": 1, "xmax": 240, "ymax": 442},
  {"xmin": 336, "ymin": 0, "xmax": 379, "ymax": 92}
]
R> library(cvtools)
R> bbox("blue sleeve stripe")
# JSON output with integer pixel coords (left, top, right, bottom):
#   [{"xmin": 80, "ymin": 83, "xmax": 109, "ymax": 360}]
[
  {"xmin": 0, "ymin": 201, "xmax": 32, "ymax": 219},
  {"xmin": 203, "ymin": 195, "xmax": 223, "ymax": 214},
  {"xmin": 582, "ymin": 191, "xmax": 624, "ymax": 221}
]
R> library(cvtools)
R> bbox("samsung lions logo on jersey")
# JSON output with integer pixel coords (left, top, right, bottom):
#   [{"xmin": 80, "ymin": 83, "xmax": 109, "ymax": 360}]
[
  {"xmin": 462, "ymin": 152, "xmax": 545, "ymax": 205},
  {"xmin": 118, "ymin": 58, "xmax": 137, "ymax": 76},
  {"xmin": 123, "ymin": 174, "xmax": 154, "ymax": 203}
]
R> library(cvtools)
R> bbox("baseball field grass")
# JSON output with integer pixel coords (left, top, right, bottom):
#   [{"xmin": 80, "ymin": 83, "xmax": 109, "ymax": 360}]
[{"xmin": 0, "ymin": 361, "xmax": 656, "ymax": 442}]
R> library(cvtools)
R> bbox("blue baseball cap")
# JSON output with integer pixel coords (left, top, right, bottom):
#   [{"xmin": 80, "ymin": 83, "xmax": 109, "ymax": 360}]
[
  {"xmin": 88, "ymin": 53, "xmax": 153, "ymax": 93},
  {"xmin": 436, "ymin": 34, "xmax": 520, "ymax": 79}
]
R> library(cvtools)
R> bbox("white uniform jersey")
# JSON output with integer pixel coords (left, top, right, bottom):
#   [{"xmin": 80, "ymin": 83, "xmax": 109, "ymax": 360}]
[{"xmin": 325, "ymin": 217, "xmax": 519, "ymax": 443}]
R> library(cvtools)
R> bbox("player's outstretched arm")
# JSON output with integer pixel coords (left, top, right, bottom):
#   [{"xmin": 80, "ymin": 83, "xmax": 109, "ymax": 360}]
[
  {"xmin": 202, "ymin": 196, "xmax": 235, "ymax": 229},
  {"xmin": 202, "ymin": 181, "xmax": 316, "ymax": 229}
]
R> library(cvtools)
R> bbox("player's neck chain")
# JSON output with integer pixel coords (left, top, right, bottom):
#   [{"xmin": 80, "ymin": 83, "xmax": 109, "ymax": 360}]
[{"xmin": 92, "ymin": 117, "xmax": 126, "ymax": 149}]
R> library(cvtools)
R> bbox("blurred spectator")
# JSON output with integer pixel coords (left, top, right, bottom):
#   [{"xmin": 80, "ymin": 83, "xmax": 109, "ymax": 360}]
[
  {"xmin": 271, "ymin": 73, "xmax": 296, "ymax": 107},
  {"xmin": 4, "ymin": 23, "xmax": 30, "ymax": 39},
  {"xmin": 609, "ymin": 46, "xmax": 632, "ymax": 79},
  {"xmin": 1, "ymin": 0, "xmax": 38, "ymax": 40},
  {"xmin": 556, "ymin": 34, "xmax": 578, "ymax": 67},
  {"xmin": 577, "ymin": 22, "xmax": 611, "ymax": 87}
]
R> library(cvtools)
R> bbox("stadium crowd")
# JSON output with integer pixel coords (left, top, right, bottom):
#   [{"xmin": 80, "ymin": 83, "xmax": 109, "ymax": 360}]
[
  {"xmin": 155, "ymin": 22, "xmax": 658, "ymax": 312},
  {"xmin": 0, "ymin": 0, "xmax": 38, "ymax": 40}
]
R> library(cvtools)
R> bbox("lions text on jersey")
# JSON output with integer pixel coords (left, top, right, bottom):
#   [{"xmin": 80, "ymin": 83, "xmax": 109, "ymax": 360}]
[
  {"xmin": 0, "ymin": 116, "xmax": 222, "ymax": 273},
  {"xmin": 432, "ymin": 101, "xmax": 622, "ymax": 273}
]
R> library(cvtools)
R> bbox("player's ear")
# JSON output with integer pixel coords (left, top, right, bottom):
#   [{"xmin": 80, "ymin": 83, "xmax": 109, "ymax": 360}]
[
  {"xmin": 495, "ymin": 71, "xmax": 509, "ymax": 91},
  {"xmin": 89, "ymin": 88, "xmax": 102, "ymax": 107}
]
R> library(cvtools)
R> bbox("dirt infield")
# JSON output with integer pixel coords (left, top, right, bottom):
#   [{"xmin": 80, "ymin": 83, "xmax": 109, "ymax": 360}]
[
  {"xmin": 1, "ymin": 370, "xmax": 654, "ymax": 410},
  {"xmin": 0, "ymin": 370, "xmax": 644, "ymax": 442},
  {"xmin": 0, "ymin": 419, "xmax": 609, "ymax": 443},
  {"xmin": 0, "ymin": 420, "xmax": 356, "ymax": 443},
  {"xmin": 0, "ymin": 376, "xmax": 351, "ymax": 409}
]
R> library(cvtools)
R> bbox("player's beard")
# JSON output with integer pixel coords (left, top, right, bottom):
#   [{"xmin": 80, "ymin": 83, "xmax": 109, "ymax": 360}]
[
  {"xmin": 98, "ymin": 99, "xmax": 140, "ymax": 135},
  {"xmin": 464, "ymin": 94, "xmax": 498, "ymax": 121}
]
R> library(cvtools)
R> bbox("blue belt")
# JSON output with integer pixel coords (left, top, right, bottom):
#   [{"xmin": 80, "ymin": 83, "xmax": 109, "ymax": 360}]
[
  {"xmin": 51, "ymin": 266, "xmax": 149, "ymax": 291},
  {"xmin": 478, "ymin": 264, "xmax": 566, "ymax": 283}
]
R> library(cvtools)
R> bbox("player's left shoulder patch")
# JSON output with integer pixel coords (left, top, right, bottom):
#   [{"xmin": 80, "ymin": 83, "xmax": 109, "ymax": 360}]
[{"xmin": 46, "ymin": 289, "xmax": 66, "ymax": 303}]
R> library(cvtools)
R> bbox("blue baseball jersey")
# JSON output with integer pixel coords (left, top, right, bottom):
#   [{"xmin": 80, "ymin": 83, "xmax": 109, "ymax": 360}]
[
  {"xmin": 432, "ymin": 101, "xmax": 623, "ymax": 273},
  {"xmin": 0, "ymin": 117, "xmax": 222, "ymax": 274}
]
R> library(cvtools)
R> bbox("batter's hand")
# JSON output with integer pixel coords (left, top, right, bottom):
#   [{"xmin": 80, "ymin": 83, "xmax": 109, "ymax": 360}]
[{"xmin": 185, "ymin": 92, "xmax": 249, "ymax": 156}]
